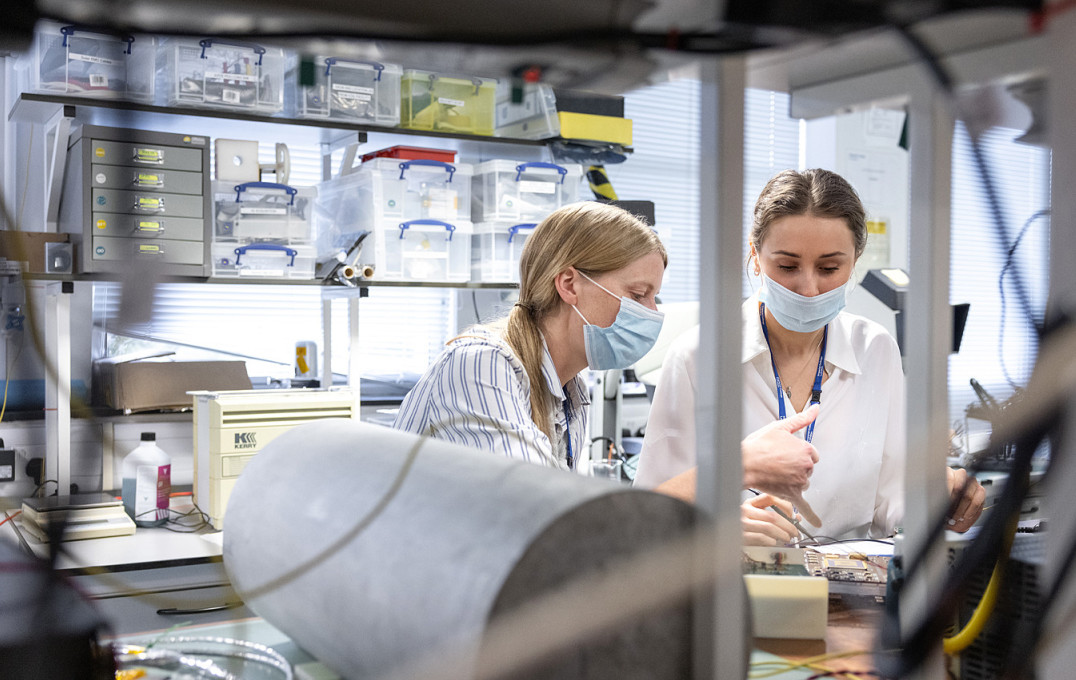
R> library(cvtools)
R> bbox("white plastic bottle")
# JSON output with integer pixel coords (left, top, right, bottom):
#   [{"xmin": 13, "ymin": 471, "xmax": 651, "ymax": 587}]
[{"xmin": 121, "ymin": 432, "xmax": 172, "ymax": 527}]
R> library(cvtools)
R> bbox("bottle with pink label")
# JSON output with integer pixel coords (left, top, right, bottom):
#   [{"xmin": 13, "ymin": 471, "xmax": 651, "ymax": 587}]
[{"xmin": 121, "ymin": 432, "xmax": 172, "ymax": 527}]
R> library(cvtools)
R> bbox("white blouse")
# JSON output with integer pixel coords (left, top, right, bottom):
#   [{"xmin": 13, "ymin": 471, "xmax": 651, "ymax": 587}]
[{"xmin": 634, "ymin": 297, "xmax": 906, "ymax": 539}]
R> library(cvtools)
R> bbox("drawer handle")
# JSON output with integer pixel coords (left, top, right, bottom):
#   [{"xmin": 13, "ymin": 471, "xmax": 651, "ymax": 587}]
[
  {"xmin": 398, "ymin": 219, "xmax": 456, "ymax": 241},
  {"xmin": 133, "ymin": 196, "xmax": 166, "ymax": 213},
  {"xmin": 398, "ymin": 159, "xmax": 456, "ymax": 183},
  {"xmin": 133, "ymin": 173, "xmax": 164, "ymax": 188},
  {"xmin": 156, "ymin": 602, "xmax": 242, "ymax": 616},
  {"xmin": 131, "ymin": 147, "xmax": 165, "ymax": 165},
  {"xmin": 136, "ymin": 244, "xmax": 166, "ymax": 257},
  {"xmin": 134, "ymin": 220, "xmax": 165, "ymax": 236},
  {"xmin": 199, "ymin": 38, "xmax": 266, "ymax": 65},
  {"xmin": 507, "ymin": 223, "xmax": 537, "ymax": 243}
]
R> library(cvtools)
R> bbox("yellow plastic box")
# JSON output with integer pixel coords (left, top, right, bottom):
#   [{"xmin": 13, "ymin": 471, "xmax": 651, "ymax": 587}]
[{"xmin": 401, "ymin": 70, "xmax": 496, "ymax": 136}]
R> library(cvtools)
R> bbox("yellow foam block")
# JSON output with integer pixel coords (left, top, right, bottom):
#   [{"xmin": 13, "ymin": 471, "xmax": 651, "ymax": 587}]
[{"xmin": 556, "ymin": 111, "xmax": 633, "ymax": 146}]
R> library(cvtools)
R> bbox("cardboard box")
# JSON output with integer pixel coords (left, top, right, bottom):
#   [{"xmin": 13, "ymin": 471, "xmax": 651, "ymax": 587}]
[
  {"xmin": 94, "ymin": 355, "xmax": 252, "ymax": 412},
  {"xmin": 0, "ymin": 232, "xmax": 70, "ymax": 273}
]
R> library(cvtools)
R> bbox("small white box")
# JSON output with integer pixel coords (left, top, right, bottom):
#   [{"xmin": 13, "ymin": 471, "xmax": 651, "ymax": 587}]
[
  {"xmin": 374, "ymin": 218, "xmax": 472, "ymax": 282},
  {"xmin": 211, "ymin": 242, "xmax": 316, "ymax": 279},
  {"xmin": 212, "ymin": 181, "xmax": 316, "ymax": 243},
  {"xmin": 289, "ymin": 56, "xmax": 401, "ymax": 125},
  {"xmin": 495, "ymin": 81, "xmax": 560, "ymax": 140},
  {"xmin": 471, "ymin": 221, "xmax": 536, "ymax": 283},
  {"xmin": 158, "ymin": 38, "xmax": 285, "ymax": 113},
  {"xmin": 24, "ymin": 21, "xmax": 155, "ymax": 101},
  {"xmin": 472, "ymin": 160, "xmax": 582, "ymax": 223}
]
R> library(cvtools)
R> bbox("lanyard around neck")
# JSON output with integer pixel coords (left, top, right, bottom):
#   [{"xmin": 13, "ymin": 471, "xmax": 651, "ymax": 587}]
[
  {"xmin": 563, "ymin": 398, "xmax": 574, "ymax": 470},
  {"xmin": 758, "ymin": 302, "xmax": 827, "ymax": 443}
]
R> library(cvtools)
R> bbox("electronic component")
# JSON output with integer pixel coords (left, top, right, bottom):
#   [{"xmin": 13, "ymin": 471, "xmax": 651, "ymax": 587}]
[
  {"xmin": 743, "ymin": 547, "xmax": 829, "ymax": 639},
  {"xmin": 0, "ymin": 447, "xmax": 14, "ymax": 483}
]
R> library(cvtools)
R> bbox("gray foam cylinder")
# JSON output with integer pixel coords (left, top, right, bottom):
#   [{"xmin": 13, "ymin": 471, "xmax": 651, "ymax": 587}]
[{"xmin": 224, "ymin": 420, "xmax": 696, "ymax": 680}]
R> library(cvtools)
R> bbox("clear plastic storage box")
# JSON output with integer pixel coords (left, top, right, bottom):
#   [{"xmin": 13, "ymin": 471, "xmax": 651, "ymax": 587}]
[
  {"xmin": 373, "ymin": 218, "xmax": 473, "ymax": 282},
  {"xmin": 158, "ymin": 38, "xmax": 285, "ymax": 113},
  {"xmin": 211, "ymin": 242, "xmax": 316, "ymax": 279},
  {"xmin": 472, "ymin": 160, "xmax": 582, "ymax": 223},
  {"xmin": 212, "ymin": 181, "xmax": 316, "ymax": 243},
  {"xmin": 289, "ymin": 56, "xmax": 401, "ymax": 125},
  {"xmin": 25, "ymin": 22, "xmax": 155, "ymax": 101},
  {"xmin": 495, "ymin": 82, "xmax": 560, "ymax": 140},
  {"xmin": 400, "ymin": 70, "xmax": 496, "ymax": 136},
  {"xmin": 471, "ymin": 221, "xmax": 536, "ymax": 283}
]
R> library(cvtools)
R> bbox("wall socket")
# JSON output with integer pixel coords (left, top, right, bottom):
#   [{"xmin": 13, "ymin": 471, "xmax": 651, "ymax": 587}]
[{"xmin": 0, "ymin": 449, "xmax": 15, "ymax": 482}]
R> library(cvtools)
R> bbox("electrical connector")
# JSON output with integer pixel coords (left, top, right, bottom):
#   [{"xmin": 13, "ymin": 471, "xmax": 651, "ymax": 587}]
[{"xmin": 0, "ymin": 448, "xmax": 13, "ymax": 482}]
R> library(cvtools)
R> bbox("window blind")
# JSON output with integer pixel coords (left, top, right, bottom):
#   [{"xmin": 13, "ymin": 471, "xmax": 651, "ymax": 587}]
[{"xmin": 948, "ymin": 123, "xmax": 1051, "ymax": 429}]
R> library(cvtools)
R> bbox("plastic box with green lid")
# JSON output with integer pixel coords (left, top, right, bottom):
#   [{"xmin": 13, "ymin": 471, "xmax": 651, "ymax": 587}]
[
  {"xmin": 158, "ymin": 37, "xmax": 285, "ymax": 113},
  {"xmin": 22, "ymin": 21, "xmax": 156, "ymax": 101},
  {"xmin": 289, "ymin": 56, "xmax": 401, "ymax": 125},
  {"xmin": 400, "ymin": 70, "xmax": 497, "ymax": 136}
]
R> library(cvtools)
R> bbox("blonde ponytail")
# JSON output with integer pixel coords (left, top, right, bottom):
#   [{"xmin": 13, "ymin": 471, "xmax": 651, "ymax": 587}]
[{"xmin": 501, "ymin": 202, "xmax": 666, "ymax": 441}]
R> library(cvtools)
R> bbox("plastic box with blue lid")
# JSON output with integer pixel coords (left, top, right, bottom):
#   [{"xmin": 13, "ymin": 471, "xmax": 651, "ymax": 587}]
[
  {"xmin": 315, "ymin": 157, "xmax": 472, "ymax": 237},
  {"xmin": 373, "ymin": 218, "xmax": 473, "ymax": 282},
  {"xmin": 400, "ymin": 70, "xmax": 497, "ymax": 136},
  {"xmin": 23, "ymin": 21, "xmax": 155, "ymax": 101},
  {"xmin": 212, "ymin": 181, "xmax": 317, "ymax": 243},
  {"xmin": 495, "ymin": 81, "xmax": 560, "ymax": 140},
  {"xmin": 472, "ymin": 160, "xmax": 582, "ymax": 223},
  {"xmin": 211, "ymin": 242, "xmax": 316, "ymax": 279},
  {"xmin": 158, "ymin": 37, "xmax": 285, "ymax": 113},
  {"xmin": 288, "ymin": 56, "xmax": 402, "ymax": 125},
  {"xmin": 471, "ymin": 221, "xmax": 536, "ymax": 283}
]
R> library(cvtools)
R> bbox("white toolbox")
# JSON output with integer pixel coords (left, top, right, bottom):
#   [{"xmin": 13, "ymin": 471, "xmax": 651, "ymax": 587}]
[
  {"xmin": 158, "ymin": 37, "xmax": 285, "ymax": 113},
  {"xmin": 291, "ymin": 56, "xmax": 401, "ymax": 125},
  {"xmin": 211, "ymin": 242, "xmax": 316, "ymax": 279},
  {"xmin": 374, "ymin": 218, "xmax": 472, "ymax": 282},
  {"xmin": 24, "ymin": 21, "xmax": 155, "ymax": 101},
  {"xmin": 472, "ymin": 160, "xmax": 582, "ymax": 223},
  {"xmin": 212, "ymin": 181, "xmax": 316, "ymax": 243}
]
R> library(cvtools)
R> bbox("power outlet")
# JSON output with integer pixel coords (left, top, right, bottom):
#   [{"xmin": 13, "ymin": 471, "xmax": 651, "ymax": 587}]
[{"xmin": 0, "ymin": 449, "xmax": 15, "ymax": 482}]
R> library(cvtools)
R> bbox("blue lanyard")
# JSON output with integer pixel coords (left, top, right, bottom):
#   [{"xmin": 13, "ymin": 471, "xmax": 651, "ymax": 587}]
[
  {"xmin": 759, "ymin": 302, "xmax": 827, "ymax": 443},
  {"xmin": 563, "ymin": 398, "xmax": 574, "ymax": 470}
]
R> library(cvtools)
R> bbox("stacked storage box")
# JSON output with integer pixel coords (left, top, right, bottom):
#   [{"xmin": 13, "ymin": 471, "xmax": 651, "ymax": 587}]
[
  {"xmin": 23, "ymin": 22, "xmax": 156, "ymax": 101},
  {"xmin": 158, "ymin": 38, "xmax": 285, "ymax": 113},
  {"xmin": 400, "ymin": 70, "xmax": 496, "ymax": 136},
  {"xmin": 211, "ymin": 181, "xmax": 317, "ymax": 279},
  {"xmin": 470, "ymin": 161, "xmax": 582, "ymax": 282},
  {"xmin": 289, "ymin": 56, "xmax": 402, "ymax": 125},
  {"xmin": 495, "ymin": 81, "xmax": 559, "ymax": 140},
  {"xmin": 315, "ymin": 158, "xmax": 473, "ymax": 282}
]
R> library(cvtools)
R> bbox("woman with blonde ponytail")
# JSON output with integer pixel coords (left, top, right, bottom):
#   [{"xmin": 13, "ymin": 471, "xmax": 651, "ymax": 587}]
[{"xmin": 394, "ymin": 201, "xmax": 667, "ymax": 469}]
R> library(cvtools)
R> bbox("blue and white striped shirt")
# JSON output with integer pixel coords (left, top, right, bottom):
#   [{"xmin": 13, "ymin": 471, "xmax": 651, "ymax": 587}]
[{"xmin": 392, "ymin": 328, "xmax": 590, "ymax": 469}]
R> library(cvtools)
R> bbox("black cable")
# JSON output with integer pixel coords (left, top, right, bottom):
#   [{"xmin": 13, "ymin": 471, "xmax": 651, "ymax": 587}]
[
  {"xmin": 472, "ymin": 291, "xmax": 482, "ymax": 324},
  {"xmin": 998, "ymin": 209, "xmax": 1050, "ymax": 388}
]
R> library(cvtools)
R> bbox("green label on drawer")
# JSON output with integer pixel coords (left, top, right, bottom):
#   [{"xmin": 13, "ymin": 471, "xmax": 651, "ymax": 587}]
[
  {"xmin": 138, "ymin": 244, "xmax": 161, "ymax": 254},
  {"xmin": 138, "ymin": 221, "xmax": 162, "ymax": 232},
  {"xmin": 135, "ymin": 147, "xmax": 164, "ymax": 163},
  {"xmin": 138, "ymin": 197, "xmax": 163, "ymax": 210},
  {"xmin": 136, "ymin": 173, "xmax": 162, "ymax": 185}
]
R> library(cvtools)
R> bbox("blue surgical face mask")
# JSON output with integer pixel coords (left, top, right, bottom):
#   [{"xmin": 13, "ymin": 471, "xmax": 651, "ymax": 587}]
[
  {"xmin": 758, "ymin": 272, "xmax": 852, "ymax": 333},
  {"xmin": 571, "ymin": 272, "xmax": 664, "ymax": 370}
]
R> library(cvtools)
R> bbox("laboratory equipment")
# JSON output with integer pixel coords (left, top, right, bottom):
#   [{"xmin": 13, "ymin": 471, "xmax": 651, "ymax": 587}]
[
  {"xmin": 191, "ymin": 388, "xmax": 358, "ymax": 530},
  {"xmin": 225, "ymin": 419, "xmax": 697, "ymax": 680}
]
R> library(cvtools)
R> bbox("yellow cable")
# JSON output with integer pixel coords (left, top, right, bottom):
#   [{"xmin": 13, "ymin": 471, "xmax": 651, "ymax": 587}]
[
  {"xmin": 942, "ymin": 519, "xmax": 1018, "ymax": 655},
  {"xmin": 0, "ymin": 337, "xmax": 10, "ymax": 423},
  {"xmin": 749, "ymin": 648, "xmax": 873, "ymax": 678}
]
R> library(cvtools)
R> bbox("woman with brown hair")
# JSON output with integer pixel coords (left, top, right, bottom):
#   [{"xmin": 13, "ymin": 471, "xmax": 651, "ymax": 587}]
[
  {"xmin": 393, "ymin": 201, "xmax": 666, "ymax": 469},
  {"xmin": 636, "ymin": 168, "xmax": 985, "ymax": 543}
]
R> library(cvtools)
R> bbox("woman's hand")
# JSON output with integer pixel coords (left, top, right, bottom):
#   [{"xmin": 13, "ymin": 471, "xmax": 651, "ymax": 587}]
[
  {"xmin": 743, "ymin": 493, "xmax": 801, "ymax": 546},
  {"xmin": 946, "ymin": 467, "xmax": 987, "ymax": 532}
]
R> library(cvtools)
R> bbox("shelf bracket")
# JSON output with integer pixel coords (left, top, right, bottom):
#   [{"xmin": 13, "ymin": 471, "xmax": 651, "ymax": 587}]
[{"xmin": 44, "ymin": 104, "xmax": 75, "ymax": 232}]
